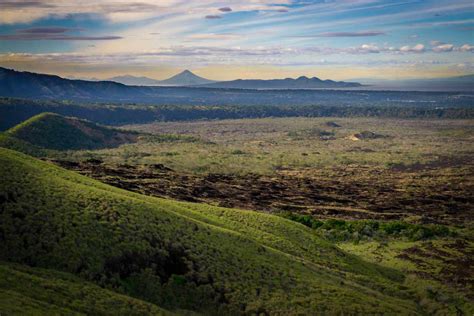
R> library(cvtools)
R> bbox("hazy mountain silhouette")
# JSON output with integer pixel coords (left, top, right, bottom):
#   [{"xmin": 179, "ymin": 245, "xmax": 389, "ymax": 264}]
[
  {"xmin": 107, "ymin": 75, "xmax": 163, "ymax": 86},
  {"xmin": 108, "ymin": 70, "xmax": 216, "ymax": 86},
  {"xmin": 200, "ymin": 76, "xmax": 362, "ymax": 89}
]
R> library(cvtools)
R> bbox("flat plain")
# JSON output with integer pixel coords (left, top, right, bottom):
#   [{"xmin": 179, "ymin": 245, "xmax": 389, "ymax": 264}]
[{"xmin": 55, "ymin": 117, "xmax": 473, "ymax": 223}]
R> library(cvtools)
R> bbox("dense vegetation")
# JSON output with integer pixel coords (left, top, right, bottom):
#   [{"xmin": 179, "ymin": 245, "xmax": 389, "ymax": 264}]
[
  {"xmin": 281, "ymin": 214, "xmax": 452, "ymax": 242},
  {"xmin": 4, "ymin": 112, "xmax": 138, "ymax": 150},
  {"xmin": 1, "ymin": 147, "xmax": 452, "ymax": 315},
  {"xmin": 1, "ymin": 97, "xmax": 473, "ymax": 131}
]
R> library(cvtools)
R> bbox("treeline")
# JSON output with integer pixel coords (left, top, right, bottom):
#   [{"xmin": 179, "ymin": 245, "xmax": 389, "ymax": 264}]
[{"xmin": 1, "ymin": 97, "xmax": 473, "ymax": 131}]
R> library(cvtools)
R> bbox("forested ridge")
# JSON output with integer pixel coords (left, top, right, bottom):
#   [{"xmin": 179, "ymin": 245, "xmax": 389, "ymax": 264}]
[{"xmin": 1, "ymin": 97, "xmax": 472, "ymax": 131}]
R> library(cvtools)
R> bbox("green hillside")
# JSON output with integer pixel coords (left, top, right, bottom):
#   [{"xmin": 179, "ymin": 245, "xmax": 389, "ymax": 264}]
[
  {"xmin": 0, "ymin": 147, "xmax": 431, "ymax": 315},
  {"xmin": 5, "ymin": 113, "xmax": 138, "ymax": 150},
  {"xmin": 0, "ymin": 261, "xmax": 172, "ymax": 315},
  {"xmin": 1, "ymin": 147, "xmax": 472, "ymax": 314}
]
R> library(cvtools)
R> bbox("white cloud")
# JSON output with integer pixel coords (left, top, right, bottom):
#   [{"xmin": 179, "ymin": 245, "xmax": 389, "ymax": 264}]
[
  {"xmin": 459, "ymin": 44, "xmax": 474, "ymax": 52},
  {"xmin": 400, "ymin": 44, "xmax": 425, "ymax": 53},
  {"xmin": 359, "ymin": 44, "xmax": 380, "ymax": 53},
  {"xmin": 432, "ymin": 44, "xmax": 454, "ymax": 52}
]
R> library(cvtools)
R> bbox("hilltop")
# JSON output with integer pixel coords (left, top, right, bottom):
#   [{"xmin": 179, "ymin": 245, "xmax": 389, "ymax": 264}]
[
  {"xmin": 0, "ymin": 147, "xmax": 428, "ymax": 314},
  {"xmin": 4, "ymin": 112, "xmax": 138, "ymax": 150}
]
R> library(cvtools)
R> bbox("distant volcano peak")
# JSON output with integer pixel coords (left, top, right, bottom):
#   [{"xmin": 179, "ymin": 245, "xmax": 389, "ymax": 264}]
[{"xmin": 159, "ymin": 69, "xmax": 216, "ymax": 86}]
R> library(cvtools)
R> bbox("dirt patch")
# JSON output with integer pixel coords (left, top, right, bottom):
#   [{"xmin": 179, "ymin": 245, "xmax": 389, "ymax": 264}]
[
  {"xmin": 389, "ymin": 155, "xmax": 473, "ymax": 172},
  {"xmin": 325, "ymin": 121, "xmax": 341, "ymax": 128},
  {"xmin": 348, "ymin": 131, "xmax": 387, "ymax": 141}
]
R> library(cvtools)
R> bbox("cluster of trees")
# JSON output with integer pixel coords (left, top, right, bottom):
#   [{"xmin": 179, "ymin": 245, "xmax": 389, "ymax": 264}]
[
  {"xmin": 281, "ymin": 213, "xmax": 452, "ymax": 242},
  {"xmin": 1, "ymin": 97, "xmax": 473, "ymax": 131}
]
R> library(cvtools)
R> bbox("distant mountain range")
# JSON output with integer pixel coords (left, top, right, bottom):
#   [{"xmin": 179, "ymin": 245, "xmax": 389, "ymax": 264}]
[
  {"xmin": 108, "ymin": 70, "xmax": 216, "ymax": 86},
  {"xmin": 107, "ymin": 75, "xmax": 163, "ymax": 86},
  {"xmin": 107, "ymin": 69, "xmax": 361, "ymax": 89},
  {"xmin": 1, "ymin": 67, "xmax": 472, "ymax": 105},
  {"xmin": 0, "ymin": 67, "xmax": 365, "ymax": 102},
  {"xmin": 201, "ymin": 76, "xmax": 362, "ymax": 89}
]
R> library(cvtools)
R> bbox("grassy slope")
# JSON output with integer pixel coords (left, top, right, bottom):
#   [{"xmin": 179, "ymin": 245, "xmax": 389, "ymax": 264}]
[
  {"xmin": 0, "ymin": 148, "xmax": 421, "ymax": 315},
  {"xmin": 0, "ymin": 261, "xmax": 172, "ymax": 315},
  {"xmin": 5, "ymin": 112, "xmax": 137, "ymax": 150}
]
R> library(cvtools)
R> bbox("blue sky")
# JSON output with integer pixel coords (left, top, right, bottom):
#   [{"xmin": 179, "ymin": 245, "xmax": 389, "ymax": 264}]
[{"xmin": 0, "ymin": 0, "xmax": 473, "ymax": 80}]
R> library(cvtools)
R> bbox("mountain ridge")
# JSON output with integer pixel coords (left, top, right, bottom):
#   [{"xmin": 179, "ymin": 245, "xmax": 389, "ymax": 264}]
[{"xmin": 106, "ymin": 69, "xmax": 362, "ymax": 88}]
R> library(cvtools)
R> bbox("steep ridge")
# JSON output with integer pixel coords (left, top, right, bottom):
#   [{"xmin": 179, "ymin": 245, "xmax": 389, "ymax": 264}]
[
  {"xmin": 0, "ymin": 148, "xmax": 421, "ymax": 314},
  {"xmin": 0, "ymin": 67, "xmax": 140, "ymax": 101}
]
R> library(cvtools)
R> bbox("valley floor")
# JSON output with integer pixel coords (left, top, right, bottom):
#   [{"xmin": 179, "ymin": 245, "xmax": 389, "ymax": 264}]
[{"xmin": 56, "ymin": 117, "xmax": 474, "ymax": 225}]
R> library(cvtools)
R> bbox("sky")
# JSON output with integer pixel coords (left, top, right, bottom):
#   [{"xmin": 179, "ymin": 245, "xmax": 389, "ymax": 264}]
[{"xmin": 0, "ymin": 0, "xmax": 473, "ymax": 81}]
